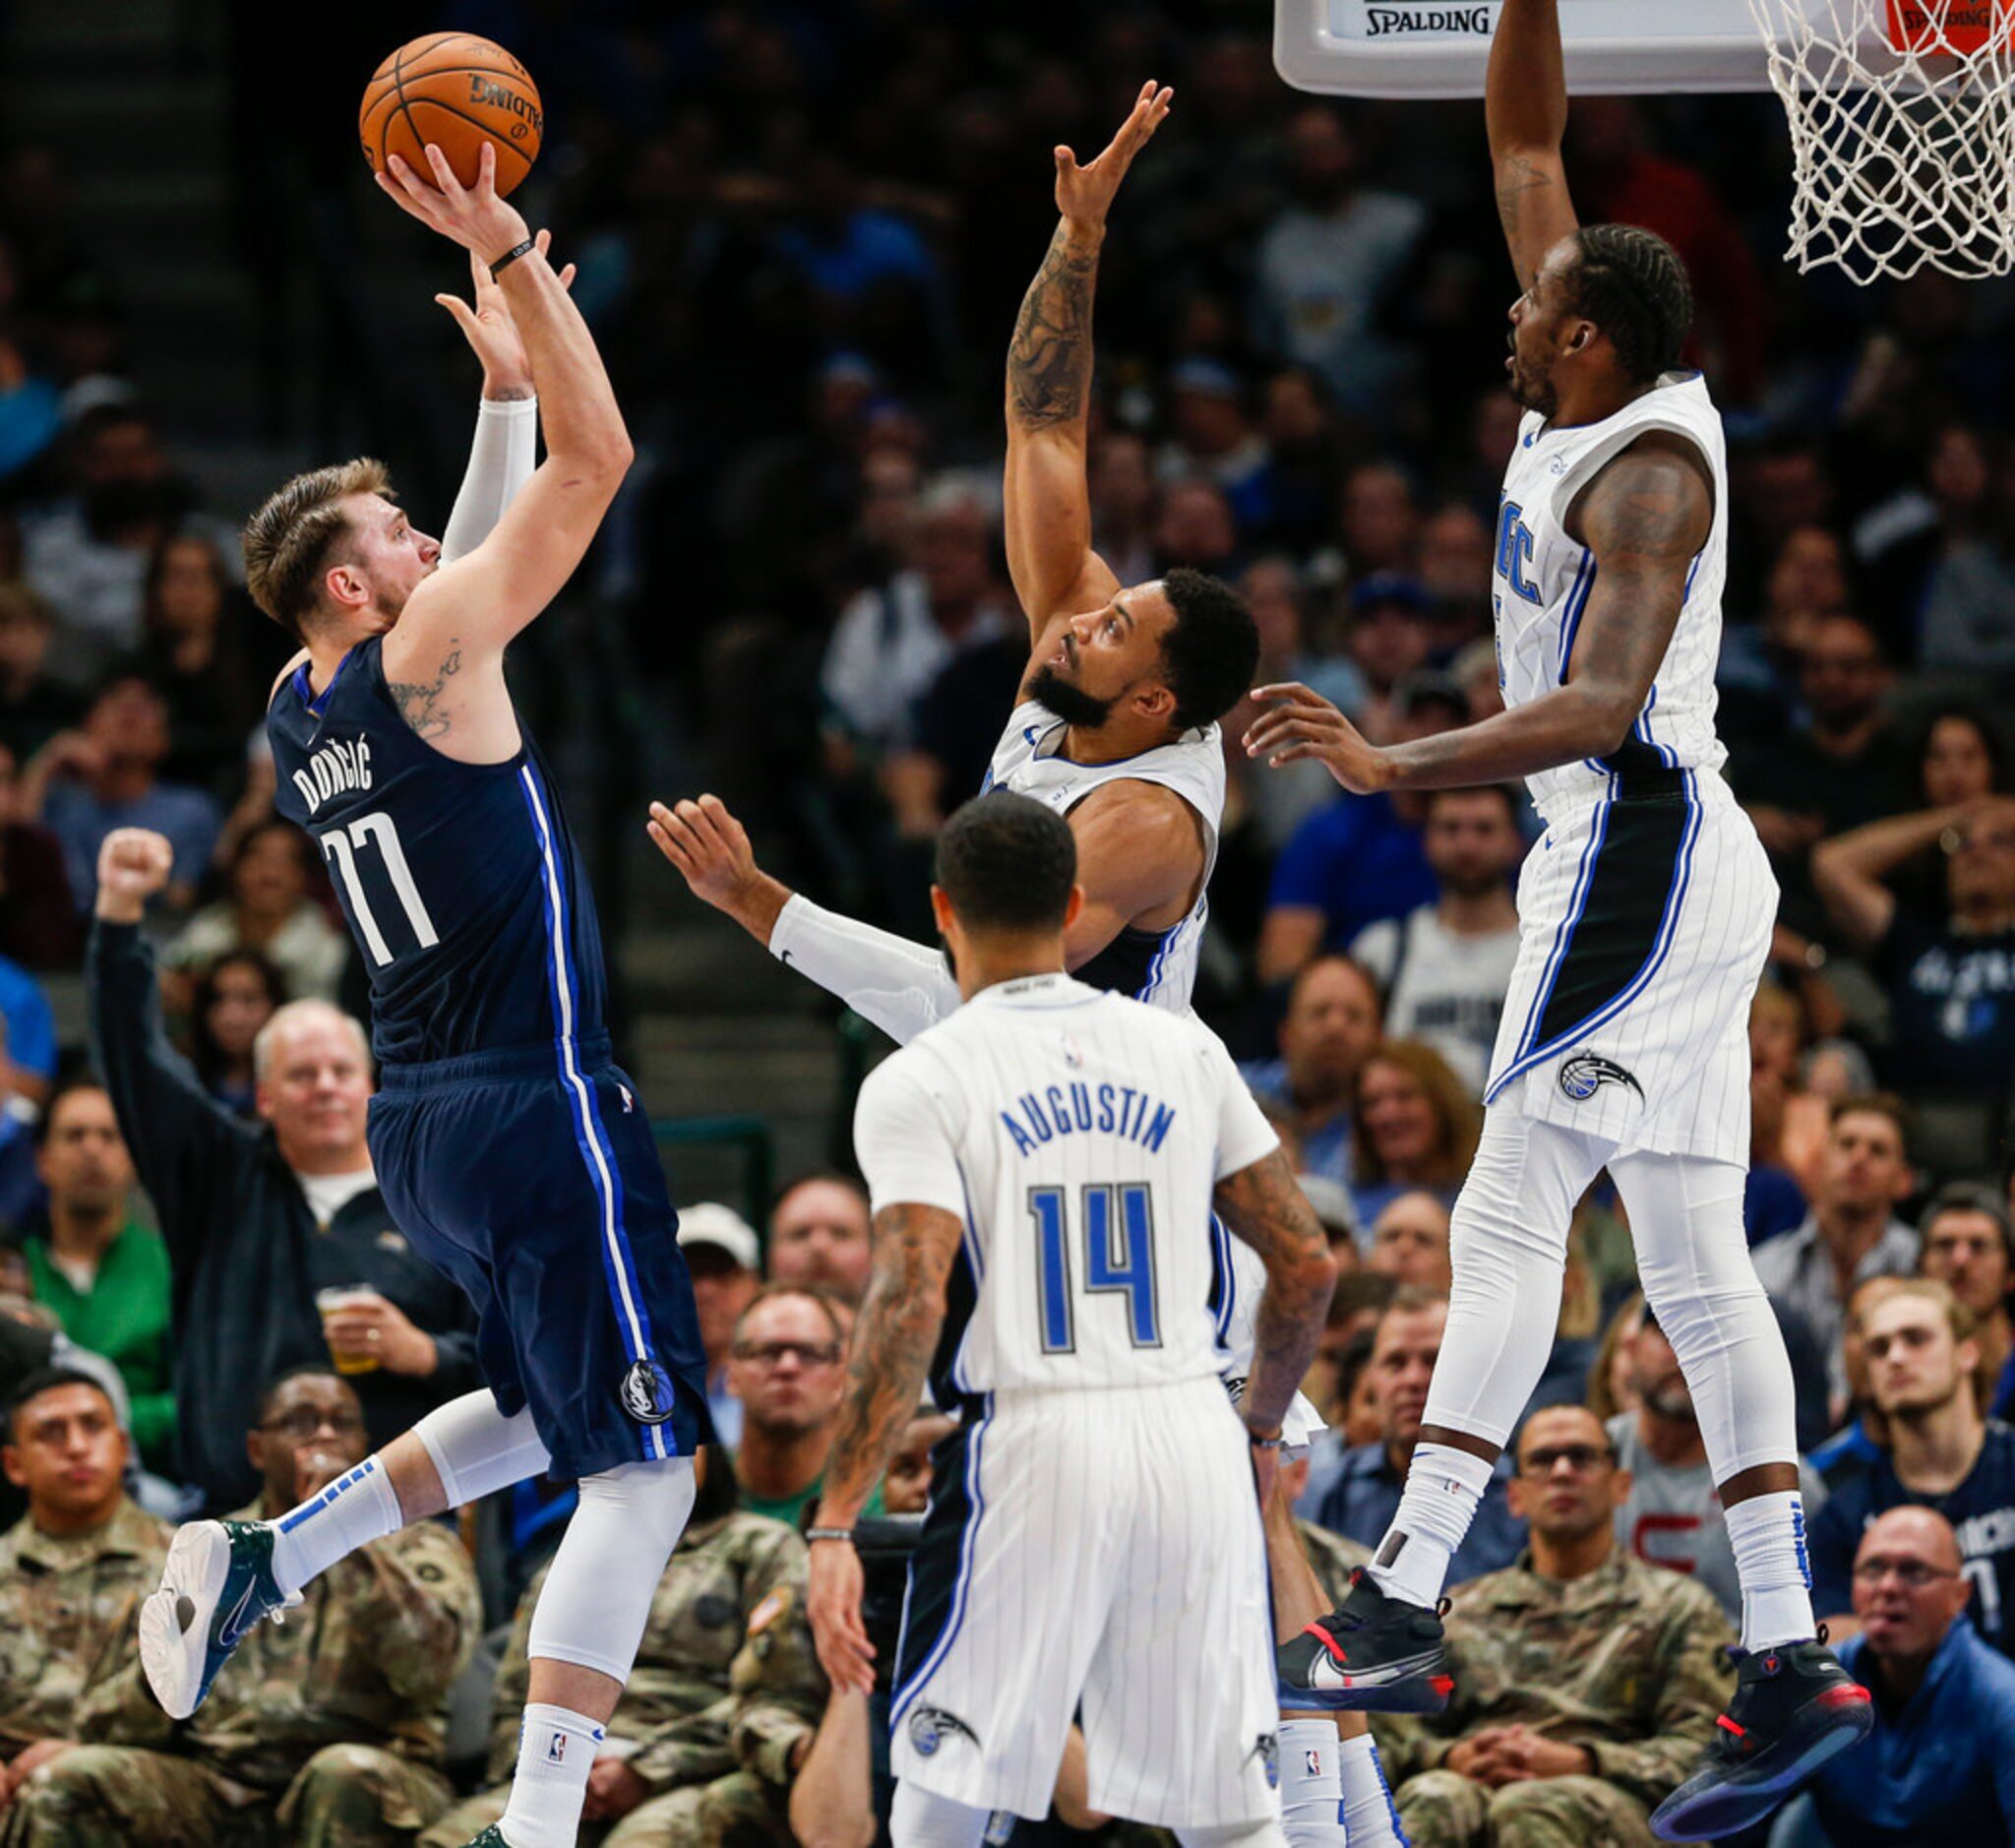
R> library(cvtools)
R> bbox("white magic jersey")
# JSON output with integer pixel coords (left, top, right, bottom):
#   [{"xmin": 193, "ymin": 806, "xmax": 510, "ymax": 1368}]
[
  {"xmin": 983, "ymin": 701, "xmax": 1224, "ymax": 1012},
  {"xmin": 1494, "ymin": 371, "xmax": 1730, "ymax": 818},
  {"xmin": 852, "ymin": 972, "xmax": 1277, "ymax": 1397}
]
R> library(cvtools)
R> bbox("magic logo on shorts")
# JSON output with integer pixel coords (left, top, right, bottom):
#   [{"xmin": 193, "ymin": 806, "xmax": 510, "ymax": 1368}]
[
  {"xmin": 620, "ymin": 1358, "xmax": 678, "ymax": 1426},
  {"xmin": 1557, "ymin": 1052, "xmax": 1644, "ymax": 1102},
  {"xmin": 908, "ymin": 1706, "xmax": 979, "ymax": 1756}
]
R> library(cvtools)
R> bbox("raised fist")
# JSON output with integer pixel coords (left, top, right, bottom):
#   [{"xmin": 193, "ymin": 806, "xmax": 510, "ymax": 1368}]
[{"xmin": 94, "ymin": 830, "xmax": 174, "ymax": 923}]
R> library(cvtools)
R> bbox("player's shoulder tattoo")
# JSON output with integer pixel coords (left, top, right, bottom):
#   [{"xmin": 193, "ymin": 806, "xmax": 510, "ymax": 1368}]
[{"xmin": 388, "ymin": 639, "xmax": 463, "ymax": 741}]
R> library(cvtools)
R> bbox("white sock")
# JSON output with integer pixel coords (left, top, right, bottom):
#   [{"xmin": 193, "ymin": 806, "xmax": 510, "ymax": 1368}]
[
  {"xmin": 500, "ymin": 1702, "xmax": 604, "ymax": 1848},
  {"xmin": 1366, "ymin": 1443, "xmax": 1494, "ymax": 1610},
  {"xmin": 268, "ymin": 1455, "xmax": 403, "ymax": 1596},
  {"xmin": 1338, "ymin": 1733, "xmax": 1408, "ymax": 1847},
  {"xmin": 1725, "ymin": 1491, "xmax": 1816, "ymax": 1652},
  {"xmin": 1277, "ymin": 1718, "xmax": 1347, "ymax": 1845}
]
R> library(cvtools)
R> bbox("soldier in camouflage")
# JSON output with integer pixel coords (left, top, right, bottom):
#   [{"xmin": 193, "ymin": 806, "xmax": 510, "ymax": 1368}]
[
  {"xmin": 420, "ymin": 1451, "xmax": 825, "ymax": 1848},
  {"xmin": 1372, "ymin": 1404, "xmax": 1735, "ymax": 1846},
  {"xmin": 6, "ymin": 1367, "xmax": 480, "ymax": 1847},
  {"xmin": 0, "ymin": 1366, "xmax": 175, "ymax": 1810}
]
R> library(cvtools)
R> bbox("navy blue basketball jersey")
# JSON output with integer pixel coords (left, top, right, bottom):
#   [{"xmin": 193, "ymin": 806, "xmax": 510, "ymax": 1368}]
[{"xmin": 269, "ymin": 639, "xmax": 606, "ymax": 1068}]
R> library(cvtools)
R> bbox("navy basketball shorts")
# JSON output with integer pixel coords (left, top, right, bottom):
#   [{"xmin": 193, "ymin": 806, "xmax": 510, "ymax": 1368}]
[{"xmin": 367, "ymin": 1034, "xmax": 713, "ymax": 1478}]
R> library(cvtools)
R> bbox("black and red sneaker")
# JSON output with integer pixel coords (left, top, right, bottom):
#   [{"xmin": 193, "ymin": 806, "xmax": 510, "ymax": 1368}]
[
  {"xmin": 1649, "ymin": 1633, "xmax": 1872, "ymax": 1842},
  {"xmin": 1275, "ymin": 1568, "xmax": 1455, "ymax": 1713}
]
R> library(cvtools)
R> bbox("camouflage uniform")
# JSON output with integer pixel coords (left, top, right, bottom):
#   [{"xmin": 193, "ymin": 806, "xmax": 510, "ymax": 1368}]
[
  {"xmin": 420, "ymin": 1509, "xmax": 824, "ymax": 1848},
  {"xmin": 1375, "ymin": 1548, "xmax": 1735, "ymax": 1847},
  {"xmin": 6, "ymin": 1508, "xmax": 480, "ymax": 1848},
  {"xmin": 0, "ymin": 1496, "xmax": 174, "ymax": 1758},
  {"xmin": 1296, "ymin": 1518, "xmax": 1373, "ymax": 1610}
]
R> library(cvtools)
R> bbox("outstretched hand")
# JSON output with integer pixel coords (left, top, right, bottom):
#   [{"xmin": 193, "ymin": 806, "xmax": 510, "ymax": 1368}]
[
  {"xmin": 375, "ymin": 140, "xmax": 529, "ymax": 268},
  {"xmin": 435, "ymin": 229, "xmax": 576, "ymax": 396},
  {"xmin": 1055, "ymin": 81, "xmax": 1173, "ymax": 230},
  {"xmin": 1243, "ymin": 683, "xmax": 1395, "ymax": 795},
  {"xmin": 646, "ymin": 795, "xmax": 791, "ymax": 947}
]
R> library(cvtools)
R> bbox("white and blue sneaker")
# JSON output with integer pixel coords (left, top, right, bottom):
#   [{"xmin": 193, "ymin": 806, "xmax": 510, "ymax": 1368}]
[{"xmin": 139, "ymin": 1519, "xmax": 299, "ymax": 1718}]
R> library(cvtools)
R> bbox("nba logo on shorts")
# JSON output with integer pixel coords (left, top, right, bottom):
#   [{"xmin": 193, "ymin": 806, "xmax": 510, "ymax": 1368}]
[{"xmin": 619, "ymin": 1358, "xmax": 677, "ymax": 1425}]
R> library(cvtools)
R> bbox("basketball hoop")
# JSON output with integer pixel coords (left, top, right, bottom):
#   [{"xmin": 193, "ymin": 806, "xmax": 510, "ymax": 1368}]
[{"xmin": 1742, "ymin": 0, "xmax": 2015, "ymax": 282}]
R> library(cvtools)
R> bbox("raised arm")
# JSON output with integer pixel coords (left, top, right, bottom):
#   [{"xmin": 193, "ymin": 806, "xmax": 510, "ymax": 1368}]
[
  {"xmin": 1004, "ymin": 82, "xmax": 1170, "ymax": 652},
  {"xmin": 1487, "ymin": 0, "xmax": 1580, "ymax": 292},
  {"xmin": 1811, "ymin": 802, "xmax": 1975, "ymax": 952},
  {"xmin": 1246, "ymin": 435, "xmax": 1710, "ymax": 793},
  {"xmin": 373, "ymin": 145, "xmax": 631, "ymax": 756},
  {"xmin": 435, "ymin": 232, "xmax": 576, "ymax": 562}
]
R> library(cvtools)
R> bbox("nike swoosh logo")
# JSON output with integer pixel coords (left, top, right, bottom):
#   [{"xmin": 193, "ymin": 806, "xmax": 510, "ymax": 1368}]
[
  {"xmin": 214, "ymin": 1579, "xmax": 259, "ymax": 1651},
  {"xmin": 780, "ymin": 950, "xmax": 794, "ymax": 966}
]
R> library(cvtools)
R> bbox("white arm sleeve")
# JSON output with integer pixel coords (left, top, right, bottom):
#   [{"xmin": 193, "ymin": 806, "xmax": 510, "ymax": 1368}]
[
  {"xmin": 441, "ymin": 395, "xmax": 539, "ymax": 564},
  {"xmin": 768, "ymin": 893, "xmax": 961, "ymax": 1047},
  {"xmin": 1201, "ymin": 1030, "xmax": 1282, "ymax": 1182},
  {"xmin": 852, "ymin": 1052, "xmax": 967, "ymax": 1220}
]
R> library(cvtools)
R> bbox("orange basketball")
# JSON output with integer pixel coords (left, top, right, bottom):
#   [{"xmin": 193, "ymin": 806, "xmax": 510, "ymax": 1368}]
[{"xmin": 359, "ymin": 33, "xmax": 542, "ymax": 199}]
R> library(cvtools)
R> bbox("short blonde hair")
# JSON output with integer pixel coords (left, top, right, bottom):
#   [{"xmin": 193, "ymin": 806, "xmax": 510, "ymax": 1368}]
[
  {"xmin": 252, "ymin": 1000, "xmax": 372, "ymax": 1084},
  {"xmin": 241, "ymin": 459, "xmax": 392, "ymax": 640}
]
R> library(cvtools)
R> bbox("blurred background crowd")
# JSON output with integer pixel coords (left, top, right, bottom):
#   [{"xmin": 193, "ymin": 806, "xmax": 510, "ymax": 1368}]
[{"xmin": 0, "ymin": 0, "xmax": 2010, "ymax": 1842}]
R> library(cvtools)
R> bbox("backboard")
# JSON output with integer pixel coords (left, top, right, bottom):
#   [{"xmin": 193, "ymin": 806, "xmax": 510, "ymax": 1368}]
[{"xmin": 1275, "ymin": 0, "xmax": 1864, "ymax": 97}]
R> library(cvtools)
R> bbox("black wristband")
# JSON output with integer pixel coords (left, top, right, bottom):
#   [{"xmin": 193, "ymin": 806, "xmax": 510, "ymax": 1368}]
[{"xmin": 489, "ymin": 237, "xmax": 536, "ymax": 280}]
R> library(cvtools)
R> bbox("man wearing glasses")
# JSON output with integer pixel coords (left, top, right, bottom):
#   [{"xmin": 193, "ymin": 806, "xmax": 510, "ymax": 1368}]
[
  {"xmin": 1379, "ymin": 1405, "xmax": 1733, "ymax": 1846},
  {"xmin": 6, "ymin": 1366, "xmax": 483, "ymax": 1846},
  {"xmin": 1777, "ymin": 1508, "xmax": 2015, "ymax": 1844},
  {"xmin": 725, "ymin": 1286, "xmax": 883, "ymax": 1529}
]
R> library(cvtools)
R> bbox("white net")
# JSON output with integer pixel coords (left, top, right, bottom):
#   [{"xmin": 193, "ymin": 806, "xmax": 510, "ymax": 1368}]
[{"xmin": 1742, "ymin": 0, "xmax": 2015, "ymax": 282}]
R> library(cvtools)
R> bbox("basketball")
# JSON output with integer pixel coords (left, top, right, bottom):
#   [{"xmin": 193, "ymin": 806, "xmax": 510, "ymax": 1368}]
[{"xmin": 359, "ymin": 34, "xmax": 543, "ymax": 198}]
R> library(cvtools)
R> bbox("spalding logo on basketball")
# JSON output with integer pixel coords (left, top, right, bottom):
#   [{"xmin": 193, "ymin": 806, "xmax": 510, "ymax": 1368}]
[{"xmin": 619, "ymin": 1358, "xmax": 677, "ymax": 1426}]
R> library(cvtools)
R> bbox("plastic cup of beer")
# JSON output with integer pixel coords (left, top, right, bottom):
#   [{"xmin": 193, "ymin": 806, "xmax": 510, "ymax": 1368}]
[{"xmin": 317, "ymin": 1285, "xmax": 381, "ymax": 1375}]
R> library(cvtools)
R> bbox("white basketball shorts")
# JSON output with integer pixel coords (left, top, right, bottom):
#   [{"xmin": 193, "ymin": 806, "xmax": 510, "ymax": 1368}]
[
  {"xmin": 889, "ymin": 1375, "xmax": 1282, "ymax": 1826},
  {"xmin": 1484, "ymin": 769, "xmax": 1776, "ymax": 1167}
]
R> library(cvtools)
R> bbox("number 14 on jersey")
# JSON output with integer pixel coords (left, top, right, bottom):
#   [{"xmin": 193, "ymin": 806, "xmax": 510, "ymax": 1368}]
[{"xmin": 1032, "ymin": 1182, "xmax": 1163, "ymax": 1354}]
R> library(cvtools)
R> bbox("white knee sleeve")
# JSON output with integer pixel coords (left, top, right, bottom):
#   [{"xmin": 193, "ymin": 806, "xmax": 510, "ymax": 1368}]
[
  {"xmin": 891, "ymin": 1780, "xmax": 993, "ymax": 1848},
  {"xmin": 1423, "ymin": 1111, "xmax": 1612, "ymax": 1448},
  {"xmin": 1610, "ymin": 1149, "xmax": 1800, "ymax": 1480},
  {"xmin": 411, "ymin": 1389, "xmax": 552, "ymax": 1509},
  {"xmin": 525, "ymin": 1456, "xmax": 697, "ymax": 1683}
]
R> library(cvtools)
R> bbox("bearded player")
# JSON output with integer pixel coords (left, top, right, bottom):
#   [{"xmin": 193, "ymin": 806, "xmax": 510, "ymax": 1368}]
[
  {"xmin": 136, "ymin": 146, "xmax": 711, "ymax": 1848},
  {"xmin": 1249, "ymin": 3, "xmax": 1869, "ymax": 1839},
  {"xmin": 654, "ymin": 84, "xmax": 1402, "ymax": 1848}
]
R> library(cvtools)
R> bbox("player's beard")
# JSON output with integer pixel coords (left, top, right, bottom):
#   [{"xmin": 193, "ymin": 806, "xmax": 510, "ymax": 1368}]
[{"xmin": 1027, "ymin": 665, "xmax": 1117, "ymax": 730}]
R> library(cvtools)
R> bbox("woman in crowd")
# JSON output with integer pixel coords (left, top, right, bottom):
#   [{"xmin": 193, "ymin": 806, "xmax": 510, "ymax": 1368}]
[
  {"xmin": 1346, "ymin": 1039, "xmax": 1479, "ymax": 1228},
  {"xmin": 188, "ymin": 949, "xmax": 284, "ymax": 1117},
  {"xmin": 162, "ymin": 818, "xmax": 346, "ymax": 1006},
  {"xmin": 127, "ymin": 530, "xmax": 270, "ymax": 797}
]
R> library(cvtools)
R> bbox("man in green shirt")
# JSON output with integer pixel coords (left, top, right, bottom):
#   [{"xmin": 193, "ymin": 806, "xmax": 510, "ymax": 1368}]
[
  {"xmin": 21, "ymin": 1083, "xmax": 173, "ymax": 1469},
  {"xmin": 728, "ymin": 1286, "xmax": 881, "ymax": 1527}
]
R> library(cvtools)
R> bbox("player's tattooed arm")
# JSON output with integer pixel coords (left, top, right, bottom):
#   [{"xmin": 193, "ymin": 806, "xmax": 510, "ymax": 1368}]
[
  {"xmin": 387, "ymin": 642, "xmax": 463, "ymax": 742},
  {"xmin": 1008, "ymin": 222, "xmax": 1101, "ymax": 434},
  {"xmin": 1213, "ymin": 1149, "xmax": 1336, "ymax": 1436},
  {"xmin": 1005, "ymin": 83, "xmax": 1166, "ymax": 641},
  {"xmin": 1486, "ymin": 0, "xmax": 1577, "ymax": 291},
  {"xmin": 818, "ymin": 1201, "xmax": 962, "ymax": 1526},
  {"xmin": 1245, "ymin": 437, "xmax": 1709, "ymax": 793}
]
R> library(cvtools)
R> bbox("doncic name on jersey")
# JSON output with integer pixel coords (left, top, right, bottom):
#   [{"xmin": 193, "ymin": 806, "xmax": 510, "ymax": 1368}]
[{"xmin": 289, "ymin": 734, "xmax": 373, "ymax": 815}]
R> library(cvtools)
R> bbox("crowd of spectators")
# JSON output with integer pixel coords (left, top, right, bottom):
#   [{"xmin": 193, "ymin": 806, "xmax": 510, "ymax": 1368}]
[{"xmin": 0, "ymin": 0, "xmax": 2007, "ymax": 1839}]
